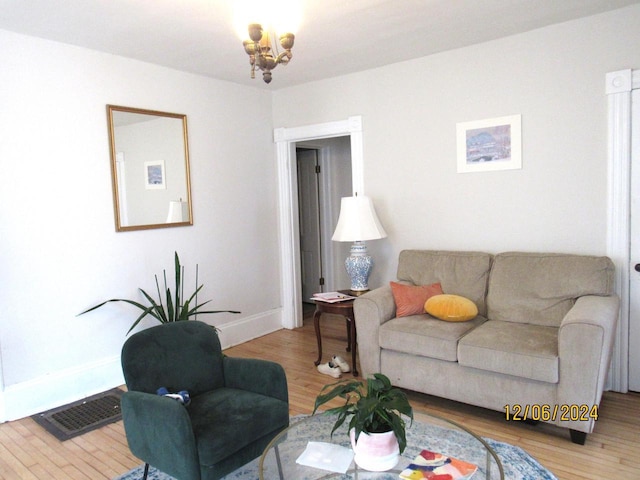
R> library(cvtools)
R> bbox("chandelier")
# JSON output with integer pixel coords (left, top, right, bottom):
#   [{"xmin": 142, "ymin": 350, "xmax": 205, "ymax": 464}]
[{"xmin": 242, "ymin": 24, "xmax": 295, "ymax": 84}]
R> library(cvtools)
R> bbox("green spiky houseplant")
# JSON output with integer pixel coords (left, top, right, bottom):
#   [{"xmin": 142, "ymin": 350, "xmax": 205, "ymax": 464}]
[
  {"xmin": 312, "ymin": 373, "xmax": 413, "ymax": 453},
  {"xmin": 79, "ymin": 252, "xmax": 239, "ymax": 334}
]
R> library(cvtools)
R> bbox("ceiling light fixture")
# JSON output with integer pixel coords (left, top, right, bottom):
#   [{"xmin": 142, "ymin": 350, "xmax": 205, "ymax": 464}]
[{"xmin": 242, "ymin": 24, "xmax": 294, "ymax": 84}]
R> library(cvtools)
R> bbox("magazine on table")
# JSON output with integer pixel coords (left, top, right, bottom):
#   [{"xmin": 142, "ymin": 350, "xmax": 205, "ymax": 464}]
[
  {"xmin": 399, "ymin": 449, "xmax": 477, "ymax": 479},
  {"xmin": 311, "ymin": 291, "xmax": 357, "ymax": 303}
]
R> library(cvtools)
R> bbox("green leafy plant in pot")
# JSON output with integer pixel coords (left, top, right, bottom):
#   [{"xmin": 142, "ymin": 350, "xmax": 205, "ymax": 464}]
[
  {"xmin": 313, "ymin": 373, "xmax": 413, "ymax": 471},
  {"xmin": 78, "ymin": 251, "xmax": 239, "ymax": 334}
]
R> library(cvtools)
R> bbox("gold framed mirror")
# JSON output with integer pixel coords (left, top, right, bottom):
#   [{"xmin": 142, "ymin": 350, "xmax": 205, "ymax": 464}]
[{"xmin": 107, "ymin": 105, "xmax": 193, "ymax": 232}]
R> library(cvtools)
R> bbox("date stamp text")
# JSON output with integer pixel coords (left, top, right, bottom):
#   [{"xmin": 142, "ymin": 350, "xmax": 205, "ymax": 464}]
[{"xmin": 504, "ymin": 404, "xmax": 598, "ymax": 422}]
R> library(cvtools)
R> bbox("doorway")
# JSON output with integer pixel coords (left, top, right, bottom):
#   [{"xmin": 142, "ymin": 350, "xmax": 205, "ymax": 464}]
[
  {"xmin": 274, "ymin": 116, "xmax": 365, "ymax": 329},
  {"xmin": 629, "ymin": 87, "xmax": 640, "ymax": 391},
  {"xmin": 606, "ymin": 68, "xmax": 640, "ymax": 393},
  {"xmin": 296, "ymin": 139, "xmax": 353, "ymax": 303},
  {"xmin": 297, "ymin": 148, "xmax": 323, "ymax": 303}
]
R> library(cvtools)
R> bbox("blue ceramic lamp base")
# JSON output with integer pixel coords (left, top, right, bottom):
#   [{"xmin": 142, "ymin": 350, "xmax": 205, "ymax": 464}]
[{"xmin": 345, "ymin": 241, "xmax": 373, "ymax": 291}]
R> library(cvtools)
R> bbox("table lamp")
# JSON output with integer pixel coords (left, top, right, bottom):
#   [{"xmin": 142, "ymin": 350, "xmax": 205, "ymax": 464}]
[
  {"xmin": 166, "ymin": 200, "xmax": 188, "ymax": 223},
  {"xmin": 332, "ymin": 195, "xmax": 387, "ymax": 291}
]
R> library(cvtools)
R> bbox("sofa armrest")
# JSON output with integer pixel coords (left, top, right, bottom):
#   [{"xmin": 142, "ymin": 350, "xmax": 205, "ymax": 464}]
[
  {"xmin": 223, "ymin": 357, "xmax": 288, "ymax": 403},
  {"xmin": 557, "ymin": 294, "xmax": 619, "ymax": 433},
  {"xmin": 353, "ymin": 285, "xmax": 396, "ymax": 376},
  {"xmin": 121, "ymin": 391, "xmax": 200, "ymax": 479}
]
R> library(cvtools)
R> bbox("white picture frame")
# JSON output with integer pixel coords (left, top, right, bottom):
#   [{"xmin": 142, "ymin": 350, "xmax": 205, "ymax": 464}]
[
  {"xmin": 144, "ymin": 161, "xmax": 166, "ymax": 189},
  {"xmin": 456, "ymin": 114, "xmax": 522, "ymax": 173}
]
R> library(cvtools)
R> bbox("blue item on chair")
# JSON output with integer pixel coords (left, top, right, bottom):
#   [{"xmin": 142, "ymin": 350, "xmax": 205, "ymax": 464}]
[{"xmin": 156, "ymin": 386, "xmax": 191, "ymax": 405}]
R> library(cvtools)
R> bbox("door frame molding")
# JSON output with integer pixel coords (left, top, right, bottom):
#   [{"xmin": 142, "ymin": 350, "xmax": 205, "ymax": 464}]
[
  {"xmin": 606, "ymin": 69, "xmax": 640, "ymax": 392},
  {"xmin": 274, "ymin": 116, "xmax": 364, "ymax": 329}
]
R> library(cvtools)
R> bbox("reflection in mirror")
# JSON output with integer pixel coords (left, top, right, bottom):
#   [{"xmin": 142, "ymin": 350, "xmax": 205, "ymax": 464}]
[{"xmin": 107, "ymin": 105, "xmax": 193, "ymax": 231}]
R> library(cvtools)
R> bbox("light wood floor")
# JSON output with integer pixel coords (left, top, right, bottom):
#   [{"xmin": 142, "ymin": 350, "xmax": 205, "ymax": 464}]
[{"xmin": 0, "ymin": 308, "xmax": 638, "ymax": 479}]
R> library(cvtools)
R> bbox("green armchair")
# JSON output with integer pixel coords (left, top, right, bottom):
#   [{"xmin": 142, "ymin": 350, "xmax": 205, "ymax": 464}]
[{"xmin": 120, "ymin": 321, "xmax": 289, "ymax": 480}]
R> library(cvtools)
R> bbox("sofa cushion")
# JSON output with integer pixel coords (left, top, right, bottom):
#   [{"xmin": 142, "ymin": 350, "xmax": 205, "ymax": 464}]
[
  {"xmin": 397, "ymin": 250, "xmax": 492, "ymax": 316},
  {"xmin": 425, "ymin": 294, "xmax": 478, "ymax": 322},
  {"xmin": 458, "ymin": 320, "xmax": 559, "ymax": 383},
  {"xmin": 390, "ymin": 281, "xmax": 443, "ymax": 317},
  {"xmin": 487, "ymin": 252, "xmax": 615, "ymax": 327},
  {"xmin": 379, "ymin": 315, "xmax": 486, "ymax": 362}
]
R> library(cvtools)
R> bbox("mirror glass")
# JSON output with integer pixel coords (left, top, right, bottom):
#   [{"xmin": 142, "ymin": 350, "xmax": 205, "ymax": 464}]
[{"xmin": 107, "ymin": 105, "xmax": 193, "ymax": 231}]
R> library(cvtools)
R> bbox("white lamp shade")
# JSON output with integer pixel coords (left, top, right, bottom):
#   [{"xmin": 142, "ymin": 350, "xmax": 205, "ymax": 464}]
[
  {"xmin": 166, "ymin": 201, "xmax": 189, "ymax": 223},
  {"xmin": 332, "ymin": 196, "xmax": 387, "ymax": 242}
]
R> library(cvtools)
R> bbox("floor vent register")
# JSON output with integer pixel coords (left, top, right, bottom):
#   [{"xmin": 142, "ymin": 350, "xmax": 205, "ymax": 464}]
[{"xmin": 31, "ymin": 388, "xmax": 124, "ymax": 441}]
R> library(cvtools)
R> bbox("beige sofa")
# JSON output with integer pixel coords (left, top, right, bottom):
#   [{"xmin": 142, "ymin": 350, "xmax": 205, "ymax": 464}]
[{"xmin": 354, "ymin": 250, "xmax": 619, "ymax": 444}]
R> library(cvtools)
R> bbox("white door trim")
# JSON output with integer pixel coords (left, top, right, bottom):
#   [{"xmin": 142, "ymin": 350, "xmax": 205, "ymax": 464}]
[
  {"xmin": 606, "ymin": 69, "xmax": 640, "ymax": 392},
  {"xmin": 274, "ymin": 116, "xmax": 364, "ymax": 329}
]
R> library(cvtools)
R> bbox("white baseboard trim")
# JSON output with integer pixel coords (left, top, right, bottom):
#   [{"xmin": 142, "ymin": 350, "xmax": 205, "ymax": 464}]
[
  {"xmin": 0, "ymin": 310, "xmax": 285, "ymax": 422},
  {"xmin": 218, "ymin": 308, "xmax": 283, "ymax": 349},
  {"xmin": 0, "ymin": 355, "xmax": 124, "ymax": 423}
]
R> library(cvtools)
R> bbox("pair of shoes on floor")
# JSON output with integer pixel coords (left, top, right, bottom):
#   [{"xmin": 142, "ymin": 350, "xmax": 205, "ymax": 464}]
[
  {"xmin": 317, "ymin": 355, "xmax": 350, "ymax": 378},
  {"xmin": 332, "ymin": 355, "xmax": 350, "ymax": 373}
]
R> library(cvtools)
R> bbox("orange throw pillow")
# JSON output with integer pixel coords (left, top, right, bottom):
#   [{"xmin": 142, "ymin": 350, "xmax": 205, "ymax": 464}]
[{"xmin": 390, "ymin": 281, "xmax": 444, "ymax": 317}]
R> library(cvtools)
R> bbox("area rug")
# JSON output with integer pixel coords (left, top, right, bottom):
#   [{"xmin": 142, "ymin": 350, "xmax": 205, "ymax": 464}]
[{"xmin": 114, "ymin": 414, "xmax": 558, "ymax": 480}]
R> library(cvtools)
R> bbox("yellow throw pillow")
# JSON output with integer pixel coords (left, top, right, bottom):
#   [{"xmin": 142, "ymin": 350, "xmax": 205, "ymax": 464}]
[{"xmin": 425, "ymin": 294, "xmax": 478, "ymax": 322}]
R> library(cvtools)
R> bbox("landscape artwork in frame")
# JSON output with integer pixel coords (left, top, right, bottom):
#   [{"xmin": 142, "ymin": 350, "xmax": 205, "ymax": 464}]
[
  {"xmin": 456, "ymin": 114, "xmax": 522, "ymax": 173},
  {"xmin": 144, "ymin": 161, "xmax": 166, "ymax": 189}
]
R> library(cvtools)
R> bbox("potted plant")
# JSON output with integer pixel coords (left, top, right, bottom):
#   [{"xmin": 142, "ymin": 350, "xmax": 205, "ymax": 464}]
[
  {"xmin": 79, "ymin": 251, "xmax": 239, "ymax": 334},
  {"xmin": 312, "ymin": 373, "xmax": 413, "ymax": 471}
]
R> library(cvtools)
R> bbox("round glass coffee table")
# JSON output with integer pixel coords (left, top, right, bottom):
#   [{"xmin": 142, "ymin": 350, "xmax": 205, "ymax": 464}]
[{"xmin": 259, "ymin": 413, "xmax": 504, "ymax": 479}]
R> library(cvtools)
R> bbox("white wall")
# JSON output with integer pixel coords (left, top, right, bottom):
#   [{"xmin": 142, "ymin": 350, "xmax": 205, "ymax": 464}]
[
  {"xmin": 272, "ymin": 5, "xmax": 640, "ymax": 288},
  {"xmin": 0, "ymin": 30, "xmax": 281, "ymax": 420},
  {"xmin": 2, "ymin": 5, "xmax": 639, "ymax": 422}
]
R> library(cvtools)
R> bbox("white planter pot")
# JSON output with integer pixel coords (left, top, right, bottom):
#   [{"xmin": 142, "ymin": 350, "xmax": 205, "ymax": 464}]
[{"xmin": 349, "ymin": 428, "xmax": 400, "ymax": 471}]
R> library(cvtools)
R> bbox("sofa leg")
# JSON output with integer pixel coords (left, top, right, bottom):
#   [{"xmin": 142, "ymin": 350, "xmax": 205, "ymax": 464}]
[
  {"xmin": 570, "ymin": 429, "xmax": 587, "ymax": 445},
  {"xmin": 142, "ymin": 463, "xmax": 150, "ymax": 480}
]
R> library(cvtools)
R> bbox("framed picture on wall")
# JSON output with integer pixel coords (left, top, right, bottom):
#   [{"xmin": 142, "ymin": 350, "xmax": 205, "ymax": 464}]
[
  {"xmin": 144, "ymin": 161, "xmax": 166, "ymax": 189},
  {"xmin": 456, "ymin": 114, "xmax": 522, "ymax": 173}
]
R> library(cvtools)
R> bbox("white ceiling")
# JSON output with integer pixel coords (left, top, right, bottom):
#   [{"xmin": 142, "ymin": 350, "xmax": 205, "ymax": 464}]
[{"xmin": 1, "ymin": 0, "xmax": 638, "ymax": 90}]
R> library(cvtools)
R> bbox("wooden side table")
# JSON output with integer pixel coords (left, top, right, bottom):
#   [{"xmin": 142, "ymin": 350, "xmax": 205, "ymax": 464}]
[{"xmin": 312, "ymin": 291, "xmax": 361, "ymax": 376}]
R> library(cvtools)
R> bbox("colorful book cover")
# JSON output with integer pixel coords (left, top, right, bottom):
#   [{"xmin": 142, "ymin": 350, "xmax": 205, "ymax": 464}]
[{"xmin": 399, "ymin": 449, "xmax": 477, "ymax": 480}]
